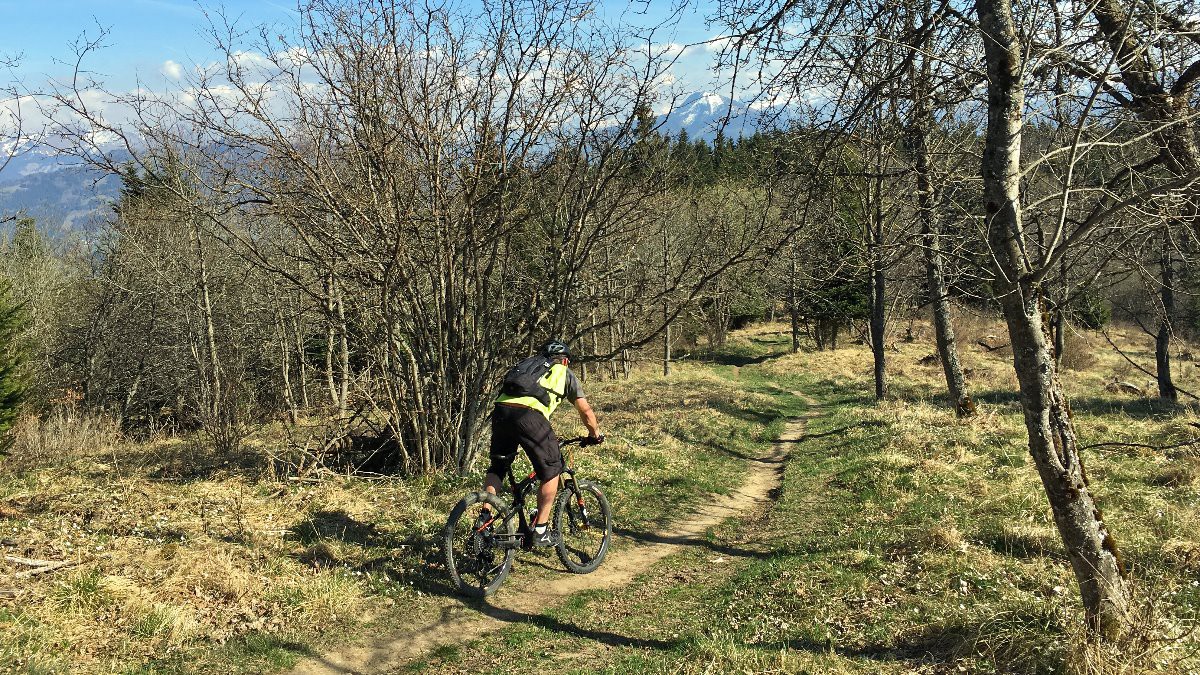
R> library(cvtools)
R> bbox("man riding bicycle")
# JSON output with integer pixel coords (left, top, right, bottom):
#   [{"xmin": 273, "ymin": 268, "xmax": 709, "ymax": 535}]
[{"xmin": 479, "ymin": 340, "xmax": 603, "ymax": 547}]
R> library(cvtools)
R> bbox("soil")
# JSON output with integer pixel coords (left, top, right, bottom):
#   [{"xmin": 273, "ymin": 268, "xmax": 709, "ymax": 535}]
[{"xmin": 290, "ymin": 416, "xmax": 808, "ymax": 675}]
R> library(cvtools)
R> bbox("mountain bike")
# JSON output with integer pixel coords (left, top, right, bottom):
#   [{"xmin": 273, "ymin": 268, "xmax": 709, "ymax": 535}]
[{"xmin": 442, "ymin": 436, "xmax": 612, "ymax": 597}]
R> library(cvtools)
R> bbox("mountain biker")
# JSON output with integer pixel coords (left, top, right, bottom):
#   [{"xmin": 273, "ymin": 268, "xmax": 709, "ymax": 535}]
[{"xmin": 479, "ymin": 340, "xmax": 603, "ymax": 547}]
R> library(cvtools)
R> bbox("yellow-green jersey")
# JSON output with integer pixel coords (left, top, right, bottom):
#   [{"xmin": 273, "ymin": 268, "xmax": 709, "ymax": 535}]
[{"xmin": 496, "ymin": 362, "xmax": 585, "ymax": 419}]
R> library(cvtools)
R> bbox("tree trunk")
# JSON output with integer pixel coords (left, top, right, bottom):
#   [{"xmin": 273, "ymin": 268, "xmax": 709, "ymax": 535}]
[
  {"xmin": 869, "ymin": 263, "xmax": 886, "ymax": 400},
  {"xmin": 1157, "ymin": 245, "xmax": 1177, "ymax": 401},
  {"xmin": 788, "ymin": 253, "xmax": 801, "ymax": 353},
  {"xmin": 663, "ymin": 319, "xmax": 672, "ymax": 376},
  {"xmin": 976, "ymin": 0, "xmax": 1129, "ymax": 636},
  {"xmin": 663, "ymin": 230, "xmax": 672, "ymax": 376},
  {"xmin": 324, "ymin": 272, "xmax": 339, "ymax": 411},
  {"xmin": 336, "ymin": 285, "xmax": 350, "ymax": 415},
  {"xmin": 912, "ymin": 118, "xmax": 973, "ymax": 415},
  {"xmin": 868, "ymin": 173, "xmax": 887, "ymax": 400},
  {"xmin": 276, "ymin": 307, "xmax": 299, "ymax": 424}
]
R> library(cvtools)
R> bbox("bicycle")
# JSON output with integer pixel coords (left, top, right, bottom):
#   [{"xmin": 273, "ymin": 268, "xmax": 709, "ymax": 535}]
[{"xmin": 442, "ymin": 436, "xmax": 612, "ymax": 596}]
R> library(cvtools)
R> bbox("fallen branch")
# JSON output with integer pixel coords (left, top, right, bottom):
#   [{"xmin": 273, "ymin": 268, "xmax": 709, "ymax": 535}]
[
  {"xmin": 1105, "ymin": 380, "xmax": 1144, "ymax": 396},
  {"xmin": 4, "ymin": 555, "xmax": 59, "ymax": 567},
  {"xmin": 1082, "ymin": 424, "xmax": 1200, "ymax": 456},
  {"xmin": 976, "ymin": 339, "xmax": 1009, "ymax": 352},
  {"xmin": 14, "ymin": 560, "xmax": 75, "ymax": 578},
  {"xmin": 0, "ymin": 588, "xmax": 16, "ymax": 598},
  {"xmin": 1100, "ymin": 330, "xmax": 1200, "ymax": 401}
]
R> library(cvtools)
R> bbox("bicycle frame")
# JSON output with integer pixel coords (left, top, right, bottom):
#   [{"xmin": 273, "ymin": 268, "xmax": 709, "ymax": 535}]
[{"xmin": 483, "ymin": 437, "xmax": 589, "ymax": 551}]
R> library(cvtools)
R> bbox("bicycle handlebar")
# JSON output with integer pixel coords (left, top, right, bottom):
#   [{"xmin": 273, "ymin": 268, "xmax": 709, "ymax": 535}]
[{"xmin": 561, "ymin": 435, "xmax": 605, "ymax": 448}]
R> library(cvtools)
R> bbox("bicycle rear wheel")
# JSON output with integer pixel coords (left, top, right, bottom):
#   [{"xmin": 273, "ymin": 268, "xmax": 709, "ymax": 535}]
[
  {"xmin": 553, "ymin": 479, "xmax": 611, "ymax": 573},
  {"xmin": 443, "ymin": 492, "xmax": 517, "ymax": 596}
]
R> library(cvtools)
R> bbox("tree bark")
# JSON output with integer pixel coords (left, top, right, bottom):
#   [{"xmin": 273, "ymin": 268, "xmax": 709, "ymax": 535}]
[
  {"xmin": 868, "ymin": 176, "xmax": 887, "ymax": 400},
  {"xmin": 1157, "ymin": 244, "xmax": 1177, "ymax": 400},
  {"xmin": 912, "ymin": 119, "xmax": 974, "ymax": 416},
  {"xmin": 976, "ymin": 0, "xmax": 1129, "ymax": 637},
  {"xmin": 788, "ymin": 251, "xmax": 801, "ymax": 353}
]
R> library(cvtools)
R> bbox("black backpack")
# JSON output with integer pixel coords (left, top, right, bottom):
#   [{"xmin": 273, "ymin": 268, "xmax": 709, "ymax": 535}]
[{"xmin": 500, "ymin": 355, "xmax": 554, "ymax": 405}]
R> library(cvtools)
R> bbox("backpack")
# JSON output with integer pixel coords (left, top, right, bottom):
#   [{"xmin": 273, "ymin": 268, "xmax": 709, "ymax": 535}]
[{"xmin": 500, "ymin": 355, "xmax": 554, "ymax": 405}]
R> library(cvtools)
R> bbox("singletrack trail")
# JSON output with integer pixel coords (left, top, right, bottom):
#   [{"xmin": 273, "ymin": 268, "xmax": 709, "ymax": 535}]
[{"xmin": 291, "ymin": 413, "xmax": 811, "ymax": 675}]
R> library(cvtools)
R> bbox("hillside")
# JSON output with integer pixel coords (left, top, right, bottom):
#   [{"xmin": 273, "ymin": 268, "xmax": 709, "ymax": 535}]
[{"xmin": 2, "ymin": 321, "xmax": 1198, "ymax": 673}]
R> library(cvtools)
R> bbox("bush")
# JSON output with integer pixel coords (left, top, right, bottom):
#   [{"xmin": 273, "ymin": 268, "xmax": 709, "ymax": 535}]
[
  {"xmin": 4, "ymin": 405, "xmax": 123, "ymax": 472},
  {"xmin": 1059, "ymin": 328, "xmax": 1098, "ymax": 371},
  {"xmin": 1071, "ymin": 292, "xmax": 1111, "ymax": 330}
]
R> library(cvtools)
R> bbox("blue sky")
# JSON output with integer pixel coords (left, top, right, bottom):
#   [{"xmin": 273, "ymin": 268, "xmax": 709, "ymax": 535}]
[{"xmin": 5, "ymin": 0, "xmax": 725, "ymax": 93}]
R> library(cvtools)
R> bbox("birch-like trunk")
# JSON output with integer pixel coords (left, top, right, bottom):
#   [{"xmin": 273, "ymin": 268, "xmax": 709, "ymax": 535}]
[{"xmin": 976, "ymin": 0, "xmax": 1129, "ymax": 636}]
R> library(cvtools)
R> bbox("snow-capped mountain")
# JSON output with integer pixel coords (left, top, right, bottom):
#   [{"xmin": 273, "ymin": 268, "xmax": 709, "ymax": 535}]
[
  {"xmin": 0, "ymin": 142, "xmax": 120, "ymax": 235},
  {"xmin": 656, "ymin": 91, "xmax": 778, "ymax": 141},
  {"xmin": 0, "ymin": 90, "xmax": 783, "ymax": 235}
]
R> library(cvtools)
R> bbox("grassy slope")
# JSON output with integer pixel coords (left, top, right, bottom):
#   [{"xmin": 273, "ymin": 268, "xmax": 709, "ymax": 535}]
[
  {"xmin": 0, "ymin": 365, "xmax": 778, "ymax": 674},
  {"xmin": 4, "ymin": 322, "xmax": 1200, "ymax": 673},
  {"xmin": 411, "ymin": 324, "xmax": 1200, "ymax": 674}
]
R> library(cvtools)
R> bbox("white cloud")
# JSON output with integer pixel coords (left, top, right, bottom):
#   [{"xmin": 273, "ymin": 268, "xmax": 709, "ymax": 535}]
[
  {"xmin": 703, "ymin": 36, "xmax": 734, "ymax": 53},
  {"xmin": 161, "ymin": 60, "xmax": 184, "ymax": 80},
  {"xmin": 653, "ymin": 42, "xmax": 686, "ymax": 58},
  {"xmin": 229, "ymin": 51, "xmax": 273, "ymax": 71}
]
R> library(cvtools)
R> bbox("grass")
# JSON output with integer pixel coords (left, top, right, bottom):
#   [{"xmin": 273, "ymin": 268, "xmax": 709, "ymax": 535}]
[
  {"xmin": 0, "ymin": 361, "xmax": 764, "ymax": 673},
  {"xmin": 4, "ymin": 318, "xmax": 1200, "ymax": 673},
  {"xmin": 409, "ymin": 322, "xmax": 1200, "ymax": 674}
]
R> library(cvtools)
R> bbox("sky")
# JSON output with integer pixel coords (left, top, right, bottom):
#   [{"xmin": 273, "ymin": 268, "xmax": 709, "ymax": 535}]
[{"xmin": 4, "ymin": 0, "xmax": 726, "ymax": 95}]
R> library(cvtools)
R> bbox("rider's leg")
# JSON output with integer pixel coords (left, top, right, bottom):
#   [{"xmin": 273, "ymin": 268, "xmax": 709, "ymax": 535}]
[
  {"xmin": 535, "ymin": 478, "xmax": 557, "ymax": 526},
  {"xmin": 485, "ymin": 472, "xmax": 502, "ymax": 496},
  {"xmin": 483, "ymin": 406, "xmax": 519, "ymax": 514},
  {"xmin": 483, "ymin": 472, "xmax": 503, "ymax": 512}
]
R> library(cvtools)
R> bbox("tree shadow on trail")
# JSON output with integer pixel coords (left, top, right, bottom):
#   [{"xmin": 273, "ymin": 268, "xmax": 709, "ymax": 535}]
[
  {"xmin": 758, "ymin": 615, "xmax": 1061, "ymax": 672},
  {"xmin": 975, "ymin": 389, "xmax": 1184, "ymax": 420},
  {"xmin": 286, "ymin": 509, "xmax": 459, "ymax": 596},
  {"xmin": 612, "ymin": 525, "xmax": 775, "ymax": 560},
  {"xmin": 473, "ymin": 600, "xmax": 679, "ymax": 651},
  {"xmin": 698, "ymin": 351, "xmax": 790, "ymax": 367}
]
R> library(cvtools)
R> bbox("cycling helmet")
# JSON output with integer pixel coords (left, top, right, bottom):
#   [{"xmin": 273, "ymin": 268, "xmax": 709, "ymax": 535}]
[{"xmin": 542, "ymin": 339, "xmax": 571, "ymax": 359}]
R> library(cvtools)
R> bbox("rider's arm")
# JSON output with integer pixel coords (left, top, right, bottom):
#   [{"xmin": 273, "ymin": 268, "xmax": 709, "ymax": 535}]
[{"xmin": 573, "ymin": 397, "xmax": 601, "ymax": 439}]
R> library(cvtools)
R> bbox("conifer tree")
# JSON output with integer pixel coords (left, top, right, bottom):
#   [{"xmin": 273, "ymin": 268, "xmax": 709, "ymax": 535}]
[{"xmin": 0, "ymin": 280, "xmax": 27, "ymax": 450}]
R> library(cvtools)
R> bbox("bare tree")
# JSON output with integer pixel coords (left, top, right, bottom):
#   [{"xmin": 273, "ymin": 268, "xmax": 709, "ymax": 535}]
[
  {"xmin": 715, "ymin": 0, "xmax": 1200, "ymax": 636},
  {"xmin": 41, "ymin": 0, "xmax": 784, "ymax": 474}
]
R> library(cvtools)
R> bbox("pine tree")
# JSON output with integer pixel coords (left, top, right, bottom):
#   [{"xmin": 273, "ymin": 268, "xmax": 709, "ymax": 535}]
[{"xmin": 0, "ymin": 280, "xmax": 26, "ymax": 450}]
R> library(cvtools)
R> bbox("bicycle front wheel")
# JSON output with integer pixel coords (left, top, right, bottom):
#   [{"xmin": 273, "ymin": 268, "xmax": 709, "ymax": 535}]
[
  {"xmin": 443, "ymin": 492, "xmax": 516, "ymax": 596},
  {"xmin": 553, "ymin": 479, "xmax": 612, "ymax": 574}
]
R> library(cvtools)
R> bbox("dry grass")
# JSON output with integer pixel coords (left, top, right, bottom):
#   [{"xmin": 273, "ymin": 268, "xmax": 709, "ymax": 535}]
[
  {"xmin": 5, "ymin": 406, "xmax": 123, "ymax": 471},
  {"xmin": 0, "ymin": 360, "xmax": 768, "ymax": 673}
]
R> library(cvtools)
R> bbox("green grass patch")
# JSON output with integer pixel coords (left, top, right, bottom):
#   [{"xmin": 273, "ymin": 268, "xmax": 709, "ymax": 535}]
[{"xmin": 410, "ymin": 324, "xmax": 1200, "ymax": 674}]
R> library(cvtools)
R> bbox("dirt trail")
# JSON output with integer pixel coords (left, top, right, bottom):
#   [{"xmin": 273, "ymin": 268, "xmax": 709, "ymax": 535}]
[{"xmin": 291, "ymin": 416, "xmax": 809, "ymax": 675}]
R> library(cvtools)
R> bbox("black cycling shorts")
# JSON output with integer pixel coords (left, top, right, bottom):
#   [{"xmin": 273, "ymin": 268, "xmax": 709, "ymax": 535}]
[{"xmin": 486, "ymin": 404, "xmax": 563, "ymax": 482}]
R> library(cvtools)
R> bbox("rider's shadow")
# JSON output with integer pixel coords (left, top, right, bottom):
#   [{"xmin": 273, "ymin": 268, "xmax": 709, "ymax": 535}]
[
  {"xmin": 473, "ymin": 601, "xmax": 678, "ymax": 651},
  {"xmin": 287, "ymin": 509, "xmax": 463, "ymax": 597}
]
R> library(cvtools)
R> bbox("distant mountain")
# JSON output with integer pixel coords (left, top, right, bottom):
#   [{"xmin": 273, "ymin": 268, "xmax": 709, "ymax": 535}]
[
  {"xmin": 656, "ymin": 91, "xmax": 779, "ymax": 142},
  {"xmin": 0, "ymin": 144, "xmax": 120, "ymax": 236},
  {"xmin": 0, "ymin": 91, "xmax": 782, "ymax": 234}
]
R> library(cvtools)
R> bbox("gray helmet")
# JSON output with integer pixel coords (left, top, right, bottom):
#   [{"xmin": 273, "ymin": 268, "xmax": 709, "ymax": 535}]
[{"xmin": 541, "ymin": 340, "xmax": 571, "ymax": 359}]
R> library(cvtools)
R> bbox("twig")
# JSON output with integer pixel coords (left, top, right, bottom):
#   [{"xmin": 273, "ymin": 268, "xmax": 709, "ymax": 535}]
[
  {"xmin": 12, "ymin": 560, "xmax": 76, "ymax": 578},
  {"xmin": 4, "ymin": 555, "xmax": 58, "ymax": 567},
  {"xmin": 1100, "ymin": 330, "xmax": 1200, "ymax": 401},
  {"xmin": 15, "ymin": 557, "xmax": 76, "ymax": 578},
  {"xmin": 0, "ymin": 588, "xmax": 16, "ymax": 598},
  {"xmin": 1082, "ymin": 425, "xmax": 1200, "ymax": 455}
]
